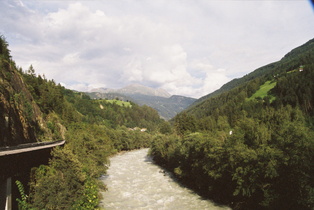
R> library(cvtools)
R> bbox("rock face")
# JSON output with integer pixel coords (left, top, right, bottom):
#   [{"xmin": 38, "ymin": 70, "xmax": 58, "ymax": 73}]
[{"xmin": 0, "ymin": 48, "xmax": 48, "ymax": 146}]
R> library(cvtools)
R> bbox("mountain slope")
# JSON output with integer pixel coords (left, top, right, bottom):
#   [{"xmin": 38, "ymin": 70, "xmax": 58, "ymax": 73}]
[
  {"xmin": 129, "ymin": 94, "xmax": 196, "ymax": 120},
  {"xmin": 188, "ymin": 37, "xmax": 314, "ymax": 119},
  {"xmin": 87, "ymin": 84, "xmax": 196, "ymax": 120},
  {"xmin": 192, "ymin": 38, "xmax": 314, "ymax": 107}
]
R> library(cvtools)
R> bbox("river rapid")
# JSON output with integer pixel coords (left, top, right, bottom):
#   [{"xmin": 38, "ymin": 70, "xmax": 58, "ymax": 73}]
[{"xmin": 100, "ymin": 148, "xmax": 230, "ymax": 210}]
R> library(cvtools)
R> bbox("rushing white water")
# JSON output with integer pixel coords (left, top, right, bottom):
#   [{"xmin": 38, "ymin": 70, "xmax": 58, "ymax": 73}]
[{"xmin": 100, "ymin": 148, "xmax": 230, "ymax": 210}]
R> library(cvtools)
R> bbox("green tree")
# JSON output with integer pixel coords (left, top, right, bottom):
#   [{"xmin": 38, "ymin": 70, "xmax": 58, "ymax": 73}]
[
  {"xmin": 30, "ymin": 147, "xmax": 86, "ymax": 209},
  {"xmin": 159, "ymin": 121, "xmax": 172, "ymax": 134},
  {"xmin": 174, "ymin": 112, "xmax": 197, "ymax": 136},
  {"xmin": 27, "ymin": 65, "xmax": 36, "ymax": 77}
]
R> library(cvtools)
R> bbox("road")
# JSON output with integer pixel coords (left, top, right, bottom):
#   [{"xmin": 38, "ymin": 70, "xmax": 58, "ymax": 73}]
[{"xmin": 0, "ymin": 140, "xmax": 65, "ymax": 157}]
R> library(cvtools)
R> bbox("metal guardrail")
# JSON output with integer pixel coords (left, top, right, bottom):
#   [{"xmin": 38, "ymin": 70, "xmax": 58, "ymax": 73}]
[{"xmin": 0, "ymin": 140, "xmax": 65, "ymax": 156}]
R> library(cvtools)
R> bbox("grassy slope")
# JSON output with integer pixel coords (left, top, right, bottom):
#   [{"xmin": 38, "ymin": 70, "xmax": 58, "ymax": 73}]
[
  {"xmin": 104, "ymin": 99, "xmax": 132, "ymax": 107},
  {"xmin": 248, "ymin": 80, "xmax": 276, "ymax": 101}
]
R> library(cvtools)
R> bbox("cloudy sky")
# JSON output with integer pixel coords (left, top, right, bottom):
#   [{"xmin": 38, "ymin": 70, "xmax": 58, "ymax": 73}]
[{"xmin": 1, "ymin": 0, "xmax": 313, "ymax": 98}]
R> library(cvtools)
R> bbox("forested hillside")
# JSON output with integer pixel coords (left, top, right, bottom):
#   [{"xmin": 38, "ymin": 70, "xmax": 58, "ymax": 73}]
[
  {"xmin": 150, "ymin": 38, "xmax": 314, "ymax": 209},
  {"xmin": 193, "ymin": 38, "xmax": 314, "ymax": 106},
  {"xmin": 0, "ymin": 36, "xmax": 163, "ymax": 209}
]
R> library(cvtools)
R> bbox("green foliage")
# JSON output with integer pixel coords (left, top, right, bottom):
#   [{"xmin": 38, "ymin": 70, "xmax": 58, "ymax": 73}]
[
  {"xmin": 158, "ymin": 121, "xmax": 173, "ymax": 134},
  {"xmin": 174, "ymin": 112, "xmax": 197, "ymax": 136},
  {"xmin": 272, "ymin": 64, "xmax": 314, "ymax": 114},
  {"xmin": 15, "ymin": 180, "xmax": 32, "ymax": 210},
  {"xmin": 0, "ymin": 35, "xmax": 11, "ymax": 60},
  {"xmin": 30, "ymin": 147, "xmax": 86, "ymax": 209},
  {"xmin": 65, "ymin": 123, "xmax": 112, "ymax": 177},
  {"xmin": 12, "ymin": 92, "xmax": 34, "ymax": 121},
  {"xmin": 73, "ymin": 178, "xmax": 99, "ymax": 209},
  {"xmin": 150, "ymin": 107, "xmax": 314, "ymax": 209}
]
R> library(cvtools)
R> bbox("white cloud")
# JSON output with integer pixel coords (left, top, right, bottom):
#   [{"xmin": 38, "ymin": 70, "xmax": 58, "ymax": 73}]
[
  {"xmin": 202, "ymin": 70, "xmax": 230, "ymax": 94},
  {"xmin": 62, "ymin": 53, "xmax": 80, "ymax": 64},
  {"xmin": 123, "ymin": 56, "xmax": 144, "ymax": 82},
  {"xmin": 1, "ymin": 0, "xmax": 314, "ymax": 98}
]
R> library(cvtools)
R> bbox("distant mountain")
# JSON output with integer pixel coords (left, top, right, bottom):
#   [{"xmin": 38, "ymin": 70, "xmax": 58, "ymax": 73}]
[
  {"xmin": 87, "ymin": 92, "xmax": 134, "ymax": 102},
  {"xmin": 90, "ymin": 83, "xmax": 171, "ymax": 98},
  {"xmin": 87, "ymin": 84, "xmax": 196, "ymax": 120},
  {"xmin": 128, "ymin": 94, "xmax": 196, "ymax": 120}
]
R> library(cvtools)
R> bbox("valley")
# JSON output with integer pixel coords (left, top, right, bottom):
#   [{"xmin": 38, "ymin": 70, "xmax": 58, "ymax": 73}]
[{"xmin": 1, "ymin": 34, "xmax": 314, "ymax": 209}]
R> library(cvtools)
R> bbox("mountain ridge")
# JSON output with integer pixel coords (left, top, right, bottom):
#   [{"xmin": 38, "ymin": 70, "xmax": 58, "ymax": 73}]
[
  {"xmin": 90, "ymin": 83, "xmax": 171, "ymax": 98},
  {"xmin": 87, "ymin": 84, "xmax": 196, "ymax": 120}
]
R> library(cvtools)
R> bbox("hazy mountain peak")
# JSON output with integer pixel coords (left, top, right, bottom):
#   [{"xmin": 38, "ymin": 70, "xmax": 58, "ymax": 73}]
[
  {"xmin": 90, "ymin": 83, "xmax": 171, "ymax": 98},
  {"xmin": 87, "ymin": 83, "xmax": 196, "ymax": 119},
  {"xmin": 122, "ymin": 83, "xmax": 171, "ymax": 98},
  {"xmin": 89, "ymin": 87, "xmax": 109, "ymax": 93}
]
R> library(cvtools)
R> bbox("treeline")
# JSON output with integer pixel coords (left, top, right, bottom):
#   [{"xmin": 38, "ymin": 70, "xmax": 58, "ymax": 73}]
[
  {"xmin": 150, "ymin": 40, "xmax": 314, "ymax": 209},
  {"xmin": 151, "ymin": 106, "xmax": 314, "ymax": 209}
]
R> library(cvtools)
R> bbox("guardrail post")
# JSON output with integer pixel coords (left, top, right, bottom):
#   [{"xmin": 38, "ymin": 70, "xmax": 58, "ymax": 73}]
[{"xmin": 5, "ymin": 177, "xmax": 11, "ymax": 210}]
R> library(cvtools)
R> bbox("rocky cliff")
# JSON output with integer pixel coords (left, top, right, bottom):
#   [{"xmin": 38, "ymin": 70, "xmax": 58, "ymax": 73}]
[{"xmin": 0, "ymin": 37, "xmax": 50, "ymax": 146}]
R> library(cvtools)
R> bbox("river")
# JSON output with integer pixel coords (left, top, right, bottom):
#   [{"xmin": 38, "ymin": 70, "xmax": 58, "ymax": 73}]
[{"xmin": 100, "ymin": 148, "xmax": 230, "ymax": 210}]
